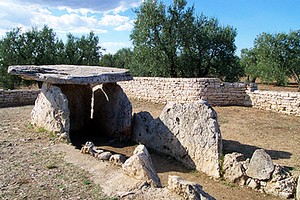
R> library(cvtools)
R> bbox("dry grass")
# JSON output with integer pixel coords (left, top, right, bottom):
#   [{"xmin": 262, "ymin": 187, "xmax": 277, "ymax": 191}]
[{"xmin": 0, "ymin": 106, "xmax": 108, "ymax": 199}]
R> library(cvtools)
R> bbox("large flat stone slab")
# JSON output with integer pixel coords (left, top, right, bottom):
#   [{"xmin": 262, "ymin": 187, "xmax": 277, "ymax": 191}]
[
  {"xmin": 8, "ymin": 65, "xmax": 133, "ymax": 85},
  {"xmin": 133, "ymin": 101, "xmax": 222, "ymax": 178}
]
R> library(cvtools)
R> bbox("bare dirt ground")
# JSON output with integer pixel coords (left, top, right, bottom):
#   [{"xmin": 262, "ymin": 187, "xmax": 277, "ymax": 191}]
[
  {"xmin": 257, "ymin": 83, "xmax": 299, "ymax": 92},
  {"xmin": 0, "ymin": 97, "xmax": 299, "ymax": 199}
]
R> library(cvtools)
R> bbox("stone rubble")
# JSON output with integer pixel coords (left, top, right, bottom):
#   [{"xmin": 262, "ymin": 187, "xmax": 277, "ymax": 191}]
[
  {"xmin": 222, "ymin": 152, "xmax": 249, "ymax": 185},
  {"xmin": 168, "ymin": 175, "xmax": 215, "ymax": 200},
  {"xmin": 79, "ymin": 143, "xmax": 217, "ymax": 200},
  {"xmin": 109, "ymin": 154, "xmax": 127, "ymax": 166},
  {"xmin": 246, "ymin": 149, "xmax": 275, "ymax": 180},
  {"xmin": 97, "ymin": 152, "xmax": 113, "ymax": 161},
  {"xmin": 223, "ymin": 149, "xmax": 297, "ymax": 199},
  {"xmin": 122, "ymin": 145, "xmax": 162, "ymax": 188},
  {"xmin": 80, "ymin": 141, "xmax": 104, "ymax": 156}
]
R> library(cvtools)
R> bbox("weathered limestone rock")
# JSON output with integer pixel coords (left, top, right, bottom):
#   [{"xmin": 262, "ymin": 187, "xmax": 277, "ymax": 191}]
[
  {"xmin": 122, "ymin": 145, "xmax": 162, "ymax": 187},
  {"xmin": 98, "ymin": 152, "xmax": 112, "ymax": 161},
  {"xmin": 8, "ymin": 65, "xmax": 132, "ymax": 85},
  {"xmin": 246, "ymin": 149, "xmax": 274, "ymax": 180},
  {"xmin": 271, "ymin": 165, "xmax": 292, "ymax": 182},
  {"xmin": 264, "ymin": 165, "xmax": 297, "ymax": 199},
  {"xmin": 223, "ymin": 152, "xmax": 248, "ymax": 185},
  {"xmin": 109, "ymin": 154, "xmax": 127, "ymax": 166},
  {"xmin": 168, "ymin": 175, "xmax": 215, "ymax": 200},
  {"xmin": 93, "ymin": 83, "xmax": 132, "ymax": 141},
  {"xmin": 265, "ymin": 177, "xmax": 296, "ymax": 199},
  {"xmin": 246, "ymin": 178, "xmax": 260, "ymax": 189},
  {"xmin": 80, "ymin": 141, "xmax": 104, "ymax": 157},
  {"xmin": 31, "ymin": 83, "xmax": 70, "ymax": 134},
  {"xmin": 133, "ymin": 101, "xmax": 222, "ymax": 178},
  {"xmin": 80, "ymin": 141, "xmax": 96, "ymax": 155}
]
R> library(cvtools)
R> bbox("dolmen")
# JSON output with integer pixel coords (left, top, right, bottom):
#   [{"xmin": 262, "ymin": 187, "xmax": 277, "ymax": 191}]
[{"xmin": 8, "ymin": 65, "xmax": 133, "ymax": 144}]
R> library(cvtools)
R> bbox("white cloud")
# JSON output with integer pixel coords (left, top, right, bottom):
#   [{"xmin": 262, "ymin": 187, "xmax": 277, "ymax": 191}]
[
  {"xmin": 114, "ymin": 22, "xmax": 134, "ymax": 31},
  {"xmin": 100, "ymin": 14, "xmax": 128, "ymax": 26},
  {"xmin": 99, "ymin": 14, "xmax": 134, "ymax": 31},
  {"xmin": 12, "ymin": 0, "xmax": 142, "ymax": 13},
  {"xmin": 102, "ymin": 41, "xmax": 131, "ymax": 54},
  {"xmin": 0, "ymin": 1, "xmax": 35, "ymax": 27},
  {"xmin": 0, "ymin": 0, "xmax": 140, "ymax": 53}
]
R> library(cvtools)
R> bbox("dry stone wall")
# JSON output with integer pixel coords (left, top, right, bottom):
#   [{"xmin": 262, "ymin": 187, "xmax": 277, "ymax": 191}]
[
  {"xmin": 119, "ymin": 77, "xmax": 300, "ymax": 116},
  {"xmin": 119, "ymin": 77, "xmax": 256, "ymax": 106},
  {"xmin": 1, "ymin": 77, "xmax": 299, "ymax": 116},
  {"xmin": 0, "ymin": 89, "xmax": 39, "ymax": 108},
  {"xmin": 248, "ymin": 90, "xmax": 300, "ymax": 116}
]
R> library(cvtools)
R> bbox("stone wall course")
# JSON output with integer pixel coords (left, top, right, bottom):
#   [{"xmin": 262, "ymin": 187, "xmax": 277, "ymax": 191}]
[
  {"xmin": 0, "ymin": 89, "xmax": 39, "ymax": 107},
  {"xmin": 0, "ymin": 77, "xmax": 299, "ymax": 116},
  {"xmin": 119, "ymin": 77, "xmax": 300, "ymax": 116}
]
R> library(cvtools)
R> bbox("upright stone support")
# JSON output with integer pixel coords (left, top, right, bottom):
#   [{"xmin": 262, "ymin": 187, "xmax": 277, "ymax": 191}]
[
  {"xmin": 133, "ymin": 101, "xmax": 222, "ymax": 178},
  {"xmin": 93, "ymin": 83, "xmax": 132, "ymax": 141},
  {"xmin": 31, "ymin": 83, "xmax": 70, "ymax": 134}
]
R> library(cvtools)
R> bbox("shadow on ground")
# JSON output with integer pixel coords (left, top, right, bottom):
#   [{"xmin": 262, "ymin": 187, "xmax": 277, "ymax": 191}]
[{"xmin": 223, "ymin": 139, "xmax": 292, "ymax": 160}]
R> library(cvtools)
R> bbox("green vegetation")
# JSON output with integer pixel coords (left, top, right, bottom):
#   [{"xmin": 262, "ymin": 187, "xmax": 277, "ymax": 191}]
[
  {"xmin": 46, "ymin": 163, "xmax": 58, "ymax": 169},
  {"xmin": 0, "ymin": 25, "xmax": 104, "ymax": 89},
  {"xmin": 109, "ymin": 0, "xmax": 242, "ymax": 81},
  {"xmin": 1, "ymin": 0, "xmax": 299, "ymax": 90},
  {"xmin": 83, "ymin": 179, "xmax": 92, "ymax": 185},
  {"xmin": 241, "ymin": 30, "xmax": 300, "ymax": 90}
]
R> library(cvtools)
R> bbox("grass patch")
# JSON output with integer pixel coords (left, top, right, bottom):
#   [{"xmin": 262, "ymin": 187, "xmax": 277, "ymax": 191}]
[
  {"xmin": 46, "ymin": 163, "xmax": 58, "ymax": 169},
  {"xmin": 25, "ymin": 122, "xmax": 34, "ymax": 130},
  {"xmin": 221, "ymin": 180, "xmax": 236, "ymax": 188},
  {"xmin": 83, "ymin": 179, "xmax": 92, "ymax": 185}
]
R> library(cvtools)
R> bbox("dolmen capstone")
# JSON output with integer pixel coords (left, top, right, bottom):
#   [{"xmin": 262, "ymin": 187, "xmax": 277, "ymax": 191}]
[{"xmin": 8, "ymin": 65, "xmax": 133, "ymax": 143}]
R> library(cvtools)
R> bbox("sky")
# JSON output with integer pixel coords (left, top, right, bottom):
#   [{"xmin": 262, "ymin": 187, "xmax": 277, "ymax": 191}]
[{"xmin": 0, "ymin": 0, "xmax": 299, "ymax": 55}]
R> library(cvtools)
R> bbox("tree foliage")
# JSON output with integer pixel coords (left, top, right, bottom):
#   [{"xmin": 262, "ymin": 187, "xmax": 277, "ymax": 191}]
[
  {"xmin": 99, "ymin": 53, "xmax": 115, "ymax": 67},
  {"xmin": 0, "ymin": 26, "xmax": 104, "ymax": 89},
  {"xmin": 99, "ymin": 48, "xmax": 133, "ymax": 69},
  {"xmin": 129, "ymin": 0, "xmax": 242, "ymax": 80},
  {"xmin": 241, "ymin": 30, "xmax": 300, "ymax": 89}
]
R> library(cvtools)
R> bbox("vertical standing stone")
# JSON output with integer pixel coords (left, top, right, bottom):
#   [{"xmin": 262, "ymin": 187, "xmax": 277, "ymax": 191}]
[
  {"xmin": 31, "ymin": 83, "xmax": 70, "ymax": 134},
  {"xmin": 93, "ymin": 83, "xmax": 132, "ymax": 141},
  {"xmin": 133, "ymin": 101, "xmax": 222, "ymax": 178}
]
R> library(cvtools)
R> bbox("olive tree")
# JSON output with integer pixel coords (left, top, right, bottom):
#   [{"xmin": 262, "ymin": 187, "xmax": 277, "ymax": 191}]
[
  {"xmin": 130, "ymin": 0, "xmax": 242, "ymax": 80},
  {"xmin": 241, "ymin": 30, "xmax": 300, "ymax": 89}
]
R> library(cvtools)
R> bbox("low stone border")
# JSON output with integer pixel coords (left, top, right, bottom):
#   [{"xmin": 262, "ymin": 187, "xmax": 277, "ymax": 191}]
[
  {"xmin": 119, "ymin": 77, "xmax": 300, "ymax": 116},
  {"xmin": 0, "ymin": 89, "xmax": 39, "ymax": 108},
  {"xmin": 1, "ymin": 78, "xmax": 299, "ymax": 116}
]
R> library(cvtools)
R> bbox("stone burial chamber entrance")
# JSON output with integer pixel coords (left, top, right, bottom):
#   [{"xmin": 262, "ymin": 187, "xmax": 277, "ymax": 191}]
[{"xmin": 8, "ymin": 65, "xmax": 133, "ymax": 147}]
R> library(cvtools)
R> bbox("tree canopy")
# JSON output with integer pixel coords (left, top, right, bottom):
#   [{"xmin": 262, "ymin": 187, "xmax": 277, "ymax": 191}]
[
  {"xmin": 129, "ymin": 0, "xmax": 242, "ymax": 81},
  {"xmin": 241, "ymin": 30, "xmax": 300, "ymax": 89},
  {"xmin": 0, "ymin": 26, "xmax": 104, "ymax": 89}
]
